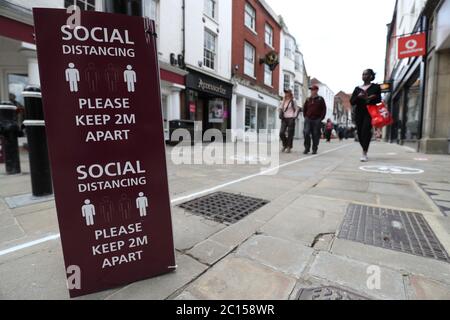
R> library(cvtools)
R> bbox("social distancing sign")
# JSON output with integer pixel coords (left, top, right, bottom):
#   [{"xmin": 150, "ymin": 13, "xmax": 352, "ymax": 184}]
[{"xmin": 33, "ymin": 8, "xmax": 175, "ymax": 298}]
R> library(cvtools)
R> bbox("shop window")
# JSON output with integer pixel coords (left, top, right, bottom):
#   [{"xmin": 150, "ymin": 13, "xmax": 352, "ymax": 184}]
[
  {"xmin": 8, "ymin": 73, "xmax": 28, "ymax": 130},
  {"xmin": 64, "ymin": 0, "xmax": 96, "ymax": 10},
  {"xmin": 244, "ymin": 42, "xmax": 255, "ymax": 77},
  {"xmin": 404, "ymin": 79, "xmax": 421, "ymax": 140},
  {"xmin": 268, "ymin": 108, "xmax": 276, "ymax": 131},
  {"xmin": 265, "ymin": 24, "xmax": 273, "ymax": 47},
  {"xmin": 264, "ymin": 64, "xmax": 272, "ymax": 86},
  {"xmin": 161, "ymin": 95, "xmax": 168, "ymax": 132},
  {"xmin": 244, "ymin": 3, "xmax": 256, "ymax": 32},
  {"xmin": 245, "ymin": 105, "xmax": 256, "ymax": 132},
  {"xmin": 204, "ymin": 29, "xmax": 217, "ymax": 70}
]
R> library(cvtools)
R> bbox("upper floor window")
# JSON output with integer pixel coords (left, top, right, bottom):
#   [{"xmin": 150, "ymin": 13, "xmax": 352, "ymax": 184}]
[
  {"xmin": 245, "ymin": 3, "xmax": 256, "ymax": 32},
  {"xmin": 64, "ymin": 0, "xmax": 96, "ymax": 10},
  {"xmin": 295, "ymin": 54, "xmax": 301, "ymax": 71},
  {"xmin": 264, "ymin": 64, "xmax": 272, "ymax": 86},
  {"xmin": 204, "ymin": 0, "xmax": 217, "ymax": 19},
  {"xmin": 265, "ymin": 24, "xmax": 273, "ymax": 47},
  {"xmin": 146, "ymin": 0, "xmax": 158, "ymax": 21},
  {"xmin": 204, "ymin": 29, "xmax": 217, "ymax": 70},
  {"xmin": 294, "ymin": 83, "xmax": 301, "ymax": 101},
  {"xmin": 284, "ymin": 37, "xmax": 293, "ymax": 59},
  {"xmin": 244, "ymin": 42, "xmax": 255, "ymax": 77},
  {"xmin": 284, "ymin": 73, "xmax": 293, "ymax": 91}
]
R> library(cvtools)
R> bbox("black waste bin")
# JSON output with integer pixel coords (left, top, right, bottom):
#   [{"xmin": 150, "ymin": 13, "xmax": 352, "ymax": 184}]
[{"xmin": 168, "ymin": 120, "xmax": 195, "ymax": 146}]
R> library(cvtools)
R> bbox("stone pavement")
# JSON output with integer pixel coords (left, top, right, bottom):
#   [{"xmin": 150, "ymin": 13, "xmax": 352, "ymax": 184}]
[{"xmin": 1, "ymin": 139, "xmax": 450, "ymax": 300}]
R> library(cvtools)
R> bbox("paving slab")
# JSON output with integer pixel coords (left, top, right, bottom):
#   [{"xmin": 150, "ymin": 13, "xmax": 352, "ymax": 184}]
[
  {"xmin": 331, "ymin": 238, "xmax": 450, "ymax": 286},
  {"xmin": 187, "ymin": 240, "xmax": 232, "ymax": 266},
  {"xmin": 0, "ymin": 240, "xmax": 69, "ymax": 300},
  {"xmin": 106, "ymin": 254, "xmax": 207, "ymax": 300},
  {"xmin": 183, "ymin": 255, "xmax": 297, "ymax": 300},
  {"xmin": 0, "ymin": 224, "xmax": 25, "ymax": 244},
  {"xmin": 172, "ymin": 207, "xmax": 226, "ymax": 251},
  {"xmin": 236, "ymin": 235, "xmax": 315, "ymax": 278},
  {"xmin": 408, "ymin": 276, "xmax": 450, "ymax": 300},
  {"xmin": 377, "ymin": 193, "xmax": 434, "ymax": 212},
  {"xmin": 209, "ymin": 216, "xmax": 265, "ymax": 249},
  {"xmin": 16, "ymin": 208, "xmax": 59, "ymax": 238},
  {"xmin": 315, "ymin": 178, "xmax": 369, "ymax": 193},
  {"xmin": 260, "ymin": 206, "xmax": 343, "ymax": 246},
  {"xmin": 306, "ymin": 187, "xmax": 378, "ymax": 205},
  {"xmin": 308, "ymin": 252, "xmax": 407, "ymax": 300}
]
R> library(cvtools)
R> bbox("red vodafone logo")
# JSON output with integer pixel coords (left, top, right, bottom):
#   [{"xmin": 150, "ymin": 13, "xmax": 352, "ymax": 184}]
[
  {"xmin": 405, "ymin": 39, "xmax": 418, "ymax": 50},
  {"xmin": 398, "ymin": 33, "xmax": 426, "ymax": 59}
]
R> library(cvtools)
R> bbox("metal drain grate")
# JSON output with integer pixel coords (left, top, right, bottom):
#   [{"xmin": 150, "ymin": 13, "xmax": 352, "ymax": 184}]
[
  {"xmin": 297, "ymin": 287, "xmax": 369, "ymax": 300},
  {"xmin": 338, "ymin": 204, "xmax": 450, "ymax": 263},
  {"xmin": 179, "ymin": 192, "xmax": 269, "ymax": 224}
]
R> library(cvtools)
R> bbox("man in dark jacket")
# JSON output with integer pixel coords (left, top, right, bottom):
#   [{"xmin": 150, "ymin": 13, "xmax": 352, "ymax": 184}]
[{"xmin": 303, "ymin": 85, "xmax": 327, "ymax": 154}]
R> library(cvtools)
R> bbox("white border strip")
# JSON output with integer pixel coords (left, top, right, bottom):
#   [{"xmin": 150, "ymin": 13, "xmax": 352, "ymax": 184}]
[
  {"xmin": 0, "ymin": 234, "xmax": 61, "ymax": 257},
  {"xmin": 0, "ymin": 143, "xmax": 353, "ymax": 257},
  {"xmin": 23, "ymin": 120, "xmax": 45, "ymax": 127}
]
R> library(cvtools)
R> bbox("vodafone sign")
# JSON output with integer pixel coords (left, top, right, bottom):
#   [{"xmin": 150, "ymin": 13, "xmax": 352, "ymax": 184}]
[{"xmin": 398, "ymin": 33, "xmax": 426, "ymax": 59}]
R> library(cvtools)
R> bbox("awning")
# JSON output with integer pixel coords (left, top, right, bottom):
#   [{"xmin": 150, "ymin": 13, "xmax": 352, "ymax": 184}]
[{"xmin": 0, "ymin": 15, "xmax": 34, "ymax": 44}]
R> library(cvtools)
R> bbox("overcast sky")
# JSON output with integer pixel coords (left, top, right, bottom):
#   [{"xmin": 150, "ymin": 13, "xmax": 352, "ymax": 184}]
[{"xmin": 267, "ymin": 0, "xmax": 396, "ymax": 94}]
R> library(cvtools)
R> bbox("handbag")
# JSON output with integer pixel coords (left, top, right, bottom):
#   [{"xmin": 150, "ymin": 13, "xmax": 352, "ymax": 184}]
[{"xmin": 367, "ymin": 102, "xmax": 393, "ymax": 128}]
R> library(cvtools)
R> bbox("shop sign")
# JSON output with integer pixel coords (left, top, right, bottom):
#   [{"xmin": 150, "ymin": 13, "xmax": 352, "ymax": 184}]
[{"xmin": 398, "ymin": 33, "xmax": 426, "ymax": 59}]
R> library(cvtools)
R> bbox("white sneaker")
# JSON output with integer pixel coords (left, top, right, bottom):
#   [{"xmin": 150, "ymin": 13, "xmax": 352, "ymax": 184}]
[{"xmin": 360, "ymin": 155, "xmax": 369, "ymax": 162}]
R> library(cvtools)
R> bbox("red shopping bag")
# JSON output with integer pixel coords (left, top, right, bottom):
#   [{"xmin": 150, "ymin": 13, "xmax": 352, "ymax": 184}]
[{"xmin": 367, "ymin": 102, "xmax": 393, "ymax": 128}]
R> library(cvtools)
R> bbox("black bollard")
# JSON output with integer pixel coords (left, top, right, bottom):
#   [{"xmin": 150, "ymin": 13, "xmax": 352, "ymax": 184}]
[
  {"xmin": 23, "ymin": 86, "xmax": 53, "ymax": 197},
  {"xmin": 0, "ymin": 102, "xmax": 21, "ymax": 175}
]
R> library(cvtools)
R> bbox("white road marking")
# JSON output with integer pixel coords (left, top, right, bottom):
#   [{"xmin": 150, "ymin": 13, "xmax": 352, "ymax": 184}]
[{"xmin": 0, "ymin": 143, "xmax": 354, "ymax": 257}]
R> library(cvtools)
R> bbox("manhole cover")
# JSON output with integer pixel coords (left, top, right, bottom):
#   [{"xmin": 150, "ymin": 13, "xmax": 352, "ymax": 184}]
[
  {"xmin": 297, "ymin": 287, "xmax": 369, "ymax": 300},
  {"xmin": 338, "ymin": 204, "xmax": 450, "ymax": 263},
  {"xmin": 179, "ymin": 192, "xmax": 269, "ymax": 224},
  {"xmin": 360, "ymin": 166, "xmax": 424, "ymax": 175}
]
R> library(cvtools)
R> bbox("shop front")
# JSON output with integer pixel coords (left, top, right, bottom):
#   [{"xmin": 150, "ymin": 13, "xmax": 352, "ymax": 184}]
[
  {"xmin": 387, "ymin": 57, "xmax": 424, "ymax": 150},
  {"xmin": 232, "ymin": 82, "xmax": 281, "ymax": 142},
  {"xmin": 159, "ymin": 62, "xmax": 188, "ymax": 141},
  {"xmin": 185, "ymin": 69, "xmax": 233, "ymax": 139}
]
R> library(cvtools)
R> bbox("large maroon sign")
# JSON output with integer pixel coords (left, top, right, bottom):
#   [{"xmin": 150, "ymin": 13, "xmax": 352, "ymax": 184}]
[{"xmin": 33, "ymin": 8, "xmax": 176, "ymax": 298}]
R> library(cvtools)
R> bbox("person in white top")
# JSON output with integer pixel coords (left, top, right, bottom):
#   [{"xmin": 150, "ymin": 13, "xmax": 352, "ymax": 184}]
[{"xmin": 278, "ymin": 89, "xmax": 300, "ymax": 154}]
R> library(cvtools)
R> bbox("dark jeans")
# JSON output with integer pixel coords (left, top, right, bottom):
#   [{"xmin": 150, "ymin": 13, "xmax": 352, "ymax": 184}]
[
  {"xmin": 280, "ymin": 118, "xmax": 296, "ymax": 149},
  {"xmin": 304, "ymin": 118, "xmax": 322, "ymax": 152},
  {"xmin": 325, "ymin": 129, "xmax": 332, "ymax": 142},
  {"xmin": 355, "ymin": 109, "xmax": 373, "ymax": 153}
]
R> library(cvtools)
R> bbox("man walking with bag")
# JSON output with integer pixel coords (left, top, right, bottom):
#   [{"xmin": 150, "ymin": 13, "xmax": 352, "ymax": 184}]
[
  {"xmin": 279, "ymin": 89, "xmax": 300, "ymax": 153},
  {"xmin": 303, "ymin": 85, "xmax": 327, "ymax": 154}
]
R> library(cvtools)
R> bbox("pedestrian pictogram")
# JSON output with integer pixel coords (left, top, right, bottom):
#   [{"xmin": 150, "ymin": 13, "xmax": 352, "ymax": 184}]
[
  {"xmin": 124, "ymin": 65, "xmax": 137, "ymax": 92},
  {"xmin": 136, "ymin": 192, "xmax": 149, "ymax": 217},
  {"xmin": 65, "ymin": 63, "xmax": 80, "ymax": 92},
  {"xmin": 81, "ymin": 199, "xmax": 96, "ymax": 226}
]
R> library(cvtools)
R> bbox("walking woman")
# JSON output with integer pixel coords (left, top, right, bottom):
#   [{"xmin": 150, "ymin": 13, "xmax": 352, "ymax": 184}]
[
  {"xmin": 350, "ymin": 69, "xmax": 382, "ymax": 162},
  {"xmin": 279, "ymin": 89, "xmax": 300, "ymax": 153}
]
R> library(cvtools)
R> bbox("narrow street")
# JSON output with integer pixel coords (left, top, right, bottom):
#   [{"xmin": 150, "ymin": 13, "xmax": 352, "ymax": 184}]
[{"xmin": 1, "ymin": 140, "xmax": 449, "ymax": 300}]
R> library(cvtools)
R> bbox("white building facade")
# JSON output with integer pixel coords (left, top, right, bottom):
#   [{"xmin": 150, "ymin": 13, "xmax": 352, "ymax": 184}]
[
  {"xmin": 310, "ymin": 78, "xmax": 335, "ymax": 123},
  {"xmin": 279, "ymin": 24, "xmax": 309, "ymax": 139}
]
